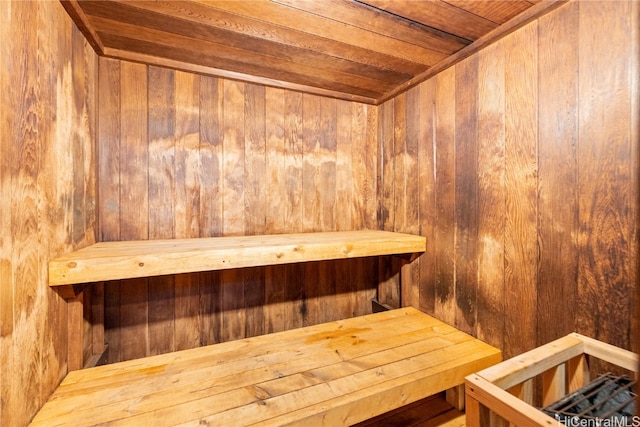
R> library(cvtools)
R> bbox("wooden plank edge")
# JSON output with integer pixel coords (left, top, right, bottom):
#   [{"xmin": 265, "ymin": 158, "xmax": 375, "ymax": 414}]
[
  {"xmin": 572, "ymin": 332, "xmax": 639, "ymax": 372},
  {"xmin": 59, "ymin": 0, "xmax": 105, "ymax": 54},
  {"xmin": 374, "ymin": 0, "xmax": 569, "ymax": 105},
  {"xmin": 476, "ymin": 334, "xmax": 584, "ymax": 389},
  {"xmin": 48, "ymin": 231, "xmax": 425, "ymax": 286},
  {"xmin": 465, "ymin": 375, "xmax": 557, "ymax": 427},
  {"xmin": 101, "ymin": 47, "xmax": 378, "ymax": 105}
]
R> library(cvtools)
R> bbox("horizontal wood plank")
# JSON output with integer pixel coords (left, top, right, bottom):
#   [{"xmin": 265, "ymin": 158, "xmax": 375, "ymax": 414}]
[
  {"xmin": 30, "ymin": 307, "xmax": 500, "ymax": 426},
  {"xmin": 49, "ymin": 230, "xmax": 426, "ymax": 286}
]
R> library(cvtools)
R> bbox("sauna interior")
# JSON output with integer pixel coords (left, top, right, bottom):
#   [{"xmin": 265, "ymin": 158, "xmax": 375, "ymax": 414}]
[{"xmin": 1, "ymin": 0, "xmax": 639, "ymax": 425}]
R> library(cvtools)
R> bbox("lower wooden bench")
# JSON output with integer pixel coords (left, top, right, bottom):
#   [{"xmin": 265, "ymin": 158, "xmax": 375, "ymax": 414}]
[{"xmin": 30, "ymin": 307, "xmax": 500, "ymax": 427}]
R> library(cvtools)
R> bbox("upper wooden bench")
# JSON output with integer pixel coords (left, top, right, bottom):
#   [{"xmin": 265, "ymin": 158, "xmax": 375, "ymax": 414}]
[
  {"xmin": 31, "ymin": 306, "xmax": 501, "ymax": 427},
  {"xmin": 50, "ymin": 230, "xmax": 427, "ymax": 371},
  {"xmin": 49, "ymin": 230, "xmax": 426, "ymax": 287}
]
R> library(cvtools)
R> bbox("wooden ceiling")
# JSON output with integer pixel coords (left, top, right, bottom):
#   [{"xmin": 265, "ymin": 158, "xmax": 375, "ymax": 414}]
[{"xmin": 62, "ymin": 0, "xmax": 566, "ymax": 104}]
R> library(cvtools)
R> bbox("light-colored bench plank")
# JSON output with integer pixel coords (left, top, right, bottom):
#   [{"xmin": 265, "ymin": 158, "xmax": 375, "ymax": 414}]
[
  {"xmin": 49, "ymin": 230, "xmax": 426, "ymax": 286},
  {"xmin": 31, "ymin": 307, "xmax": 499, "ymax": 427}
]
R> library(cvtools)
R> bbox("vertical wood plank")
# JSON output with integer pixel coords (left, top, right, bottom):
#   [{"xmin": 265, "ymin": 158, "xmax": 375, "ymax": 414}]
[
  {"xmin": 418, "ymin": 78, "xmax": 437, "ymax": 316},
  {"xmin": 0, "ymin": 13, "xmax": 14, "ymax": 421},
  {"xmin": 93, "ymin": 61, "xmax": 125, "ymax": 246},
  {"xmin": 379, "ymin": 100, "xmax": 395, "ymax": 233},
  {"xmin": 283, "ymin": 91, "xmax": 305, "ymax": 329},
  {"xmin": 578, "ymin": 0, "xmax": 633, "ymax": 352},
  {"xmin": 199, "ymin": 76, "xmax": 223, "ymax": 346},
  {"xmin": 71, "ymin": 27, "xmax": 87, "ymax": 246},
  {"xmin": 336, "ymin": 100, "xmax": 354, "ymax": 318},
  {"xmin": 336, "ymin": 100, "xmax": 354, "ymax": 233},
  {"xmin": 7, "ymin": 2, "xmax": 42, "ymax": 421},
  {"xmin": 317, "ymin": 97, "xmax": 338, "ymax": 321},
  {"xmin": 631, "ymin": 0, "xmax": 640, "ymax": 357},
  {"xmin": 504, "ymin": 22, "xmax": 538, "ymax": 359},
  {"xmin": 542, "ymin": 364, "xmax": 566, "ymax": 406},
  {"xmin": 476, "ymin": 39, "xmax": 506, "ymax": 351},
  {"xmin": 147, "ymin": 66, "xmax": 175, "ymax": 356},
  {"xmin": 68, "ymin": 293, "xmax": 84, "ymax": 371},
  {"xmin": 97, "ymin": 58, "xmax": 122, "ymax": 363},
  {"xmin": 402, "ymin": 87, "xmax": 420, "ymax": 309},
  {"xmin": 352, "ymin": 102, "xmax": 378, "ymax": 316},
  {"xmin": 434, "ymin": 67, "xmax": 456, "ymax": 326},
  {"xmin": 394, "ymin": 93, "xmax": 410, "ymax": 309},
  {"xmin": 302, "ymin": 94, "xmax": 322, "ymax": 325},
  {"xmin": 80, "ymin": 25, "xmax": 101, "ymax": 360},
  {"xmin": 567, "ymin": 355, "xmax": 589, "ymax": 393},
  {"xmin": 454, "ymin": 56, "xmax": 479, "ymax": 335},
  {"xmin": 537, "ymin": 2, "xmax": 578, "ymax": 347},
  {"xmin": 244, "ymin": 83, "xmax": 266, "ymax": 338},
  {"xmin": 119, "ymin": 61, "xmax": 149, "ymax": 361},
  {"xmin": 221, "ymin": 79, "xmax": 246, "ymax": 341},
  {"xmin": 174, "ymin": 71, "xmax": 201, "ymax": 351},
  {"xmin": 37, "ymin": 0, "xmax": 65, "ymax": 387},
  {"xmin": 378, "ymin": 100, "xmax": 399, "ymax": 308},
  {"xmin": 394, "ymin": 93, "xmax": 407, "ymax": 235},
  {"xmin": 264, "ymin": 86, "xmax": 286, "ymax": 333}
]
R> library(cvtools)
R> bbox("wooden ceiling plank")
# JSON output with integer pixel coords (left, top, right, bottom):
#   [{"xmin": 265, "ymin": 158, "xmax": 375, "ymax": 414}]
[
  {"xmin": 97, "ymin": 31, "xmax": 387, "ymax": 100},
  {"xmin": 121, "ymin": 0, "xmax": 450, "ymax": 69},
  {"xmin": 377, "ymin": 0, "xmax": 568, "ymax": 104},
  {"xmin": 194, "ymin": 0, "xmax": 441, "ymax": 66},
  {"xmin": 90, "ymin": 16, "xmax": 401, "ymax": 95},
  {"xmin": 82, "ymin": 1, "xmax": 422, "ymax": 81},
  {"xmin": 273, "ymin": 0, "xmax": 469, "ymax": 54},
  {"xmin": 89, "ymin": 18, "xmax": 408, "ymax": 90},
  {"xmin": 443, "ymin": 0, "xmax": 536, "ymax": 25},
  {"xmin": 359, "ymin": 0, "xmax": 498, "ymax": 41}
]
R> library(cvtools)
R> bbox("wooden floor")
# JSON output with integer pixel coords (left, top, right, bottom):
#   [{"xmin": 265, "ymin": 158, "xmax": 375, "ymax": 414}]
[{"xmin": 353, "ymin": 393, "xmax": 465, "ymax": 427}]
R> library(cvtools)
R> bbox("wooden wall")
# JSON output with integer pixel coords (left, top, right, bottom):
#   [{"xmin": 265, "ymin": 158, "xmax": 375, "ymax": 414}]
[
  {"xmin": 0, "ymin": 1, "xmax": 97, "ymax": 425},
  {"xmin": 380, "ymin": 0, "xmax": 639, "ymax": 360},
  {"xmin": 1, "ymin": 0, "xmax": 636, "ymax": 424},
  {"xmin": 96, "ymin": 62, "xmax": 379, "ymax": 362}
]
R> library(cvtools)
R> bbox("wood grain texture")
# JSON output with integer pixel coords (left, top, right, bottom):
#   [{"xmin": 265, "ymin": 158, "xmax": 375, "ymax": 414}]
[
  {"xmin": 383, "ymin": 1, "xmax": 637, "ymax": 364},
  {"xmin": 147, "ymin": 66, "xmax": 176, "ymax": 357},
  {"xmin": 221, "ymin": 79, "xmax": 246, "ymax": 341},
  {"xmin": 503, "ymin": 21, "xmax": 538, "ymax": 359},
  {"xmin": 1, "ymin": 1, "xmax": 98, "ymax": 424},
  {"xmin": 632, "ymin": 0, "xmax": 640, "ymax": 358},
  {"xmin": 119, "ymin": 61, "xmax": 149, "ymax": 361},
  {"xmin": 7, "ymin": 2, "xmax": 43, "ymax": 421},
  {"xmin": 60, "ymin": 0, "xmax": 566, "ymax": 104},
  {"xmin": 417, "ymin": 78, "xmax": 437, "ymax": 316},
  {"xmin": 95, "ymin": 64, "xmax": 381, "ymax": 362},
  {"xmin": 433, "ymin": 67, "xmax": 456, "ymax": 326},
  {"xmin": 198, "ymin": 76, "xmax": 224, "ymax": 346},
  {"xmin": 98, "ymin": 58, "xmax": 122, "ymax": 364},
  {"xmin": 244, "ymin": 83, "xmax": 266, "ymax": 338},
  {"xmin": 454, "ymin": 55, "xmax": 479, "ymax": 336},
  {"xmin": 377, "ymin": 100, "xmax": 399, "ymax": 307},
  {"xmin": 174, "ymin": 71, "xmax": 201, "ymax": 350},
  {"xmin": 30, "ymin": 307, "xmax": 500, "ymax": 427},
  {"xmin": 577, "ymin": 0, "xmax": 634, "ymax": 351},
  {"xmin": 475, "ymin": 37, "xmax": 506, "ymax": 352},
  {"xmin": 264, "ymin": 87, "xmax": 287, "ymax": 334},
  {"xmin": 402, "ymin": 87, "xmax": 420, "ymax": 309},
  {"xmin": 537, "ymin": 1, "xmax": 578, "ymax": 347}
]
